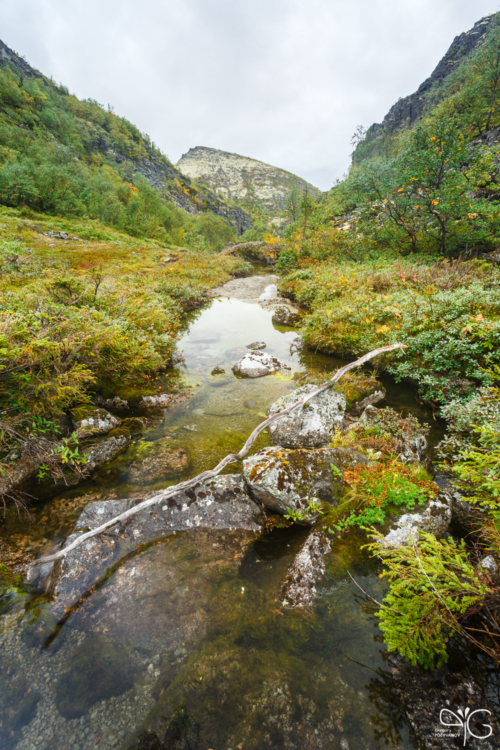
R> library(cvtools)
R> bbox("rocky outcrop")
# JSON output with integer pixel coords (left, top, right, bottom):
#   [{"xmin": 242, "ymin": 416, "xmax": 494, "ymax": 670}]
[
  {"xmin": 383, "ymin": 494, "xmax": 452, "ymax": 547},
  {"xmin": 356, "ymin": 15, "xmax": 495, "ymax": 159},
  {"xmin": 128, "ymin": 446, "xmax": 189, "ymax": 484},
  {"xmin": 176, "ymin": 146, "xmax": 321, "ymax": 223},
  {"xmin": 83, "ymin": 435, "xmax": 130, "ymax": 473},
  {"xmin": 243, "ymin": 446, "xmax": 369, "ymax": 520},
  {"xmin": 267, "ymin": 384, "xmax": 346, "ymax": 448},
  {"xmin": 232, "ymin": 350, "xmax": 290, "ymax": 378},
  {"xmin": 271, "ymin": 305, "xmax": 301, "ymax": 327}
]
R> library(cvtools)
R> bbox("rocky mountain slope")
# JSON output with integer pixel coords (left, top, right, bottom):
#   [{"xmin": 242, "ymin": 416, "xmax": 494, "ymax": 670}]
[
  {"xmin": 0, "ymin": 39, "xmax": 252, "ymax": 235},
  {"xmin": 354, "ymin": 14, "xmax": 495, "ymax": 161},
  {"xmin": 176, "ymin": 146, "xmax": 321, "ymax": 224}
]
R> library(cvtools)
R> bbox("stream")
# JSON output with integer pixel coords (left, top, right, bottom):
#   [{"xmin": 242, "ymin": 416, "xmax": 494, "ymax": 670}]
[{"xmin": 1, "ymin": 267, "xmax": 494, "ymax": 750}]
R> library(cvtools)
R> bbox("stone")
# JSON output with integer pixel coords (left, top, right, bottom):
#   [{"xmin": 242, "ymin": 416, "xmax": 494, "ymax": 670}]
[
  {"xmin": 58, "ymin": 231, "xmax": 69, "ymax": 240},
  {"xmin": 351, "ymin": 389, "xmax": 386, "ymax": 415},
  {"xmin": 243, "ymin": 445, "xmax": 369, "ymax": 521},
  {"xmin": 211, "ymin": 366, "xmax": 225, "ymax": 375},
  {"xmin": 281, "ymin": 531, "xmax": 331, "ymax": 608},
  {"xmin": 268, "ymin": 384, "xmax": 346, "ymax": 448},
  {"xmin": 382, "ymin": 493, "xmax": 452, "ymax": 547},
  {"xmin": 72, "ymin": 408, "xmax": 120, "ymax": 438},
  {"xmin": 232, "ymin": 350, "xmax": 290, "ymax": 378},
  {"xmin": 128, "ymin": 446, "xmax": 189, "ymax": 484},
  {"xmin": 83, "ymin": 435, "xmax": 129, "ymax": 473},
  {"xmin": 246, "ymin": 341, "xmax": 266, "ymax": 349},
  {"xmin": 140, "ymin": 392, "xmax": 187, "ymax": 410},
  {"xmin": 271, "ymin": 305, "xmax": 301, "ymax": 327},
  {"xmin": 480, "ymin": 555, "xmax": 499, "ymax": 581},
  {"xmin": 94, "ymin": 395, "xmax": 129, "ymax": 410}
]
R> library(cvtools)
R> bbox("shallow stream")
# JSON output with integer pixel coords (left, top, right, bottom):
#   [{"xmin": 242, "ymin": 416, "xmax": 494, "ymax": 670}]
[{"xmin": 1, "ymin": 267, "xmax": 494, "ymax": 750}]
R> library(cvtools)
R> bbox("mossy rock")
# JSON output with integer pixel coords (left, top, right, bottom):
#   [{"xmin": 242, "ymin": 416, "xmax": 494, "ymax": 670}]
[
  {"xmin": 21, "ymin": 599, "xmax": 59, "ymax": 649},
  {"xmin": 107, "ymin": 417, "xmax": 145, "ymax": 440},
  {"xmin": 55, "ymin": 636, "xmax": 134, "ymax": 718}
]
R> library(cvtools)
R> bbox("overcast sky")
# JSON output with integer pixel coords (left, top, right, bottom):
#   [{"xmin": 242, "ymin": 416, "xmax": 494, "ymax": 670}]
[{"xmin": 1, "ymin": 0, "xmax": 498, "ymax": 190}]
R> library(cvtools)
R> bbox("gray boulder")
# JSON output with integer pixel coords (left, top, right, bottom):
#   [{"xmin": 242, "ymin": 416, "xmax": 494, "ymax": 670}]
[
  {"xmin": 271, "ymin": 305, "xmax": 301, "ymax": 327},
  {"xmin": 243, "ymin": 445, "xmax": 369, "ymax": 521},
  {"xmin": 83, "ymin": 435, "xmax": 129, "ymax": 473},
  {"xmin": 382, "ymin": 494, "xmax": 452, "ymax": 547},
  {"xmin": 232, "ymin": 350, "xmax": 290, "ymax": 378},
  {"xmin": 72, "ymin": 407, "xmax": 120, "ymax": 438},
  {"xmin": 246, "ymin": 341, "xmax": 266, "ymax": 349},
  {"xmin": 268, "ymin": 384, "xmax": 346, "ymax": 448}
]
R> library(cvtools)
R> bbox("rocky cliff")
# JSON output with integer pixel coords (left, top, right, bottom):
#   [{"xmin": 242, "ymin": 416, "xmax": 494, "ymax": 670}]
[
  {"xmin": 354, "ymin": 14, "xmax": 496, "ymax": 161},
  {"xmin": 176, "ymin": 146, "xmax": 321, "ymax": 224}
]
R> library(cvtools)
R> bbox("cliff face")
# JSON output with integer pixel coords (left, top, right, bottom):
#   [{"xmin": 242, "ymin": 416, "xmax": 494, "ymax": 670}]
[
  {"xmin": 355, "ymin": 14, "xmax": 495, "ymax": 160},
  {"xmin": 0, "ymin": 39, "xmax": 252, "ymax": 234},
  {"xmin": 176, "ymin": 146, "xmax": 321, "ymax": 223}
]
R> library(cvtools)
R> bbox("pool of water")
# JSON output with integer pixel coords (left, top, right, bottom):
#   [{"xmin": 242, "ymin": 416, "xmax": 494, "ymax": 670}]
[{"xmin": 0, "ymin": 270, "xmax": 457, "ymax": 750}]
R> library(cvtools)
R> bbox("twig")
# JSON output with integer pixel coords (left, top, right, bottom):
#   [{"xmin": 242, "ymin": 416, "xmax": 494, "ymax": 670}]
[
  {"xmin": 347, "ymin": 570, "xmax": 383, "ymax": 607},
  {"xmin": 32, "ymin": 343, "xmax": 405, "ymax": 566}
]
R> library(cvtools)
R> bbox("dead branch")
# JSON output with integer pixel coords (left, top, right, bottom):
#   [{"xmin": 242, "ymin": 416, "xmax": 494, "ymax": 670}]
[{"xmin": 32, "ymin": 343, "xmax": 404, "ymax": 566}]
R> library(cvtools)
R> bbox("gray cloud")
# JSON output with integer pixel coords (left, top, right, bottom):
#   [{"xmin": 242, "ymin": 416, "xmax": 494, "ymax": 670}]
[{"xmin": 0, "ymin": 0, "xmax": 497, "ymax": 189}]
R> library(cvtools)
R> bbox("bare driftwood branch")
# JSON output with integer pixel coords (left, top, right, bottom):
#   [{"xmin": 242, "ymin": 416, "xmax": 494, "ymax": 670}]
[{"xmin": 33, "ymin": 343, "xmax": 404, "ymax": 566}]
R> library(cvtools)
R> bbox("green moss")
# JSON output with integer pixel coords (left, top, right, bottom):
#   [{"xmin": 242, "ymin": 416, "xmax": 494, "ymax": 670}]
[{"xmin": 0, "ymin": 563, "xmax": 30, "ymax": 612}]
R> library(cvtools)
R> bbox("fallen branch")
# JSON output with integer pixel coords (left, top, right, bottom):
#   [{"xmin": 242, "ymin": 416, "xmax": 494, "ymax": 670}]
[{"xmin": 33, "ymin": 343, "xmax": 404, "ymax": 566}]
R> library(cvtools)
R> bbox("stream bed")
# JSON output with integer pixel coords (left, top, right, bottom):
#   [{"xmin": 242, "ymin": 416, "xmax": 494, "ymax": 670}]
[{"xmin": 1, "ymin": 268, "xmax": 495, "ymax": 750}]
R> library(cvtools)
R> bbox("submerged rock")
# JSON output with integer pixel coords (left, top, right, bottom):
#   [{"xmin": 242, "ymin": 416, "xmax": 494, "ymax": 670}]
[
  {"xmin": 281, "ymin": 531, "xmax": 332, "ymax": 608},
  {"xmin": 83, "ymin": 435, "xmax": 130, "ymax": 473},
  {"xmin": 232, "ymin": 350, "xmax": 290, "ymax": 378},
  {"xmin": 246, "ymin": 340, "xmax": 266, "ymax": 349},
  {"xmin": 72, "ymin": 407, "xmax": 121, "ymax": 438},
  {"xmin": 94, "ymin": 394, "xmax": 129, "ymax": 410},
  {"xmin": 211, "ymin": 365, "xmax": 225, "ymax": 375},
  {"xmin": 268, "ymin": 384, "xmax": 346, "ymax": 448},
  {"xmin": 271, "ymin": 304, "xmax": 301, "ymax": 327},
  {"xmin": 128, "ymin": 445, "xmax": 189, "ymax": 484},
  {"xmin": 243, "ymin": 445, "xmax": 369, "ymax": 521}
]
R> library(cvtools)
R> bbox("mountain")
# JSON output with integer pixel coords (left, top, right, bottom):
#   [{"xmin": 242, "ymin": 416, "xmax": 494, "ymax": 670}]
[
  {"xmin": 354, "ymin": 14, "xmax": 496, "ymax": 162},
  {"xmin": 0, "ymin": 39, "xmax": 252, "ymax": 236},
  {"xmin": 176, "ymin": 146, "xmax": 321, "ymax": 225}
]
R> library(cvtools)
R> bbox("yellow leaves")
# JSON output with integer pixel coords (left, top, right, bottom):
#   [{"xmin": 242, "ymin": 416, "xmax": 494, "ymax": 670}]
[
  {"xmin": 431, "ymin": 199, "xmax": 439, "ymax": 206},
  {"xmin": 375, "ymin": 325, "xmax": 390, "ymax": 334}
]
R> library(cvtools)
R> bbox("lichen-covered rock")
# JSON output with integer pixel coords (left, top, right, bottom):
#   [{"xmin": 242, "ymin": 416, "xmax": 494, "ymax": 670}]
[
  {"xmin": 383, "ymin": 494, "xmax": 452, "ymax": 547},
  {"xmin": 246, "ymin": 340, "xmax": 266, "ymax": 349},
  {"xmin": 232, "ymin": 350, "xmax": 290, "ymax": 378},
  {"xmin": 271, "ymin": 305, "xmax": 301, "ymax": 327},
  {"xmin": 139, "ymin": 391, "xmax": 189, "ymax": 411},
  {"xmin": 72, "ymin": 407, "xmax": 120, "ymax": 438},
  {"xmin": 351, "ymin": 389, "xmax": 386, "ymax": 415},
  {"xmin": 83, "ymin": 435, "xmax": 129, "ymax": 473},
  {"xmin": 128, "ymin": 446, "xmax": 189, "ymax": 484},
  {"xmin": 243, "ymin": 446, "xmax": 369, "ymax": 521},
  {"xmin": 268, "ymin": 384, "xmax": 346, "ymax": 448},
  {"xmin": 281, "ymin": 532, "xmax": 331, "ymax": 608},
  {"xmin": 94, "ymin": 394, "xmax": 129, "ymax": 410},
  {"xmin": 480, "ymin": 555, "xmax": 499, "ymax": 582}
]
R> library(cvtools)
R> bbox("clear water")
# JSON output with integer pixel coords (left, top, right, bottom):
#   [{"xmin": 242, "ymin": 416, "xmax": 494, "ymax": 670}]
[{"xmin": 0, "ymin": 270, "xmax": 460, "ymax": 750}]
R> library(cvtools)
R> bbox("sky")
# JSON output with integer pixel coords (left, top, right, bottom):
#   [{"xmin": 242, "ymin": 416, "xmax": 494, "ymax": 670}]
[{"xmin": 0, "ymin": 0, "xmax": 498, "ymax": 190}]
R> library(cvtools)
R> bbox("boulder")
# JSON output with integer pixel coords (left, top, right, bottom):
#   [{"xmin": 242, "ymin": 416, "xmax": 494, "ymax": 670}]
[
  {"xmin": 139, "ymin": 391, "xmax": 188, "ymax": 411},
  {"xmin": 72, "ymin": 407, "xmax": 120, "ymax": 438},
  {"xmin": 480, "ymin": 555, "xmax": 499, "ymax": 582},
  {"xmin": 232, "ymin": 350, "xmax": 290, "ymax": 378},
  {"xmin": 382, "ymin": 493, "xmax": 452, "ymax": 547},
  {"xmin": 94, "ymin": 395, "xmax": 129, "ymax": 410},
  {"xmin": 83, "ymin": 435, "xmax": 129, "ymax": 473},
  {"xmin": 271, "ymin": 305, "xmax": 301, "ymax": 327},
  {"xmin": 128, "ymin": 446, "xmax": 189, "ymax": 484},
  {"xmin": 258, "ymin": 284, "xmax": 278, "ymax": 303},
  {"xmin": 268, "ymin": 384, "xmax": 346, "ymax": 448},
  {"xmin": 281, "ymin": 531, "xmax": 332, "ymax": 608},
  {"xmin": 243, "ymin": 445, "xmax": 369, "ymax": 521},
  {"xmin": 211, "ymin": 366, "xmax": 225, "ymax": 375},
  {"xmin": 246, "ymin": 341, "xmax": 266, "ymax": 349}
]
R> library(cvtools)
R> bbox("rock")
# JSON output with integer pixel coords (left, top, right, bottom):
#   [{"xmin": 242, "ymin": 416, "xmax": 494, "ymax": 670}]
[
  {"xmin": 243, "ymin": 446, "xmax": 369, "ymax": 521},
  {"xmin": 83, "ymin": 435, "xmax": 129, "ymax": 473},
  {"xmin": 258, "ymin": 284, "xmax": 278, "ymax": 303},
  {"xmin": 281, "ymin": 531, "xmax": 331, "ymax": 608},
  {"xmin": 480, "ymin": 555, "xmax": 499, "ymax": 582},
  {"xmin": 72, "ymin": 407, "xmax": 120, "ymax": 438},
  {"xmin": 246, "ymin": 341, "xmax": 266, "ymax": 349},
  {"xmin": 140, "ymin": 392, "xmax": 187, "ymax": 410},
  {"xmin": 232, "ymin": 350, "xmax": 290, "ymax": 378},
  {"xmin": 271, "ymin": 305, "xmax": 301, "ymax": 327},
  {"xmin": 351, "ymin": 389, "xmax": 386, "ymax": 415},
  {"xmin": 58, "ymin": 231, "xmax": 69, "ymax": 240},
  {"xmin": 94, "ymin": 395, "xmax": 129, "ymax": 410},
  {"xmin": 128, "ymin": 445, "xmax": 189, "ymax": 484},
  {"xmin": 389, "ymin": 654, "xmax": 499, "ymax": 750},
  {"xmin": 382, "ymin": 493, "xmax": 452, "ymax": 547},
  {"xmin": 211, "ymin": 366, "xmax": 225, "ymax": 375},
  {"xmin": 268, "ymin": 384, "xmax": 346, "ymax": 448}
]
